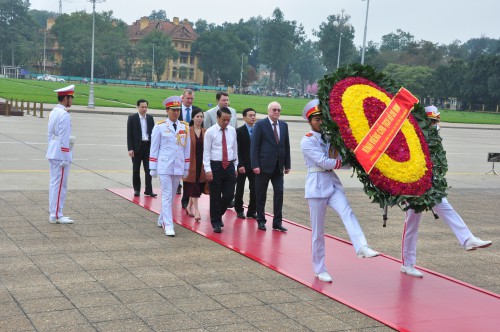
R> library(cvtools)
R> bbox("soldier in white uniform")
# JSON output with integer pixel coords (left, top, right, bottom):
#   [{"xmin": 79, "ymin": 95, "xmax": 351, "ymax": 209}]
[
  {"xmin": 46, "ymin": 85, "xmax": 75, "ymax": 224},
  {"xmin": 150, "ymin": 96, "xmax": 190, "ymax": 237},
  {"xmin": 301, "ymin": 99, "xmax": 379, "ymax": 283},
  {"xmin": 400, "ymin": 106, "xmax": 492, "ymax": 278}
]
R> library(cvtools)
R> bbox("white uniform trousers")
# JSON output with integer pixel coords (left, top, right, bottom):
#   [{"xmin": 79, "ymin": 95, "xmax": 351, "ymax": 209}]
[
  {"xmin": 402, "ymin": 197, "xmax": 473, "ymax": 266},
  {"xmin": 48, "ymin": 159, "xmax": 70, "ymax": 219},
  {"xmin": 158, "ymin": 174, "xmax": 182, "ymax": 232},
  {"xmin": 307, "ymin": 190, "xmax": 368, "ymax": 274}
]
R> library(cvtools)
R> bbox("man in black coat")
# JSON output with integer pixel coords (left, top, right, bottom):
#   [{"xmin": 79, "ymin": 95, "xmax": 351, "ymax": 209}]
[
  {"xmin": 235, "ymin": 108, "xmax": 257, "ymax": 219},
  {"xmin": 251, "ymin": 101, "xmax": 291, "ymax": 231},
  {"xmin": 178, "ymin": 89, "xmax": 203, "ymax": 208},
  {"xmin": 127, "ymin": 99, "xmax": 156, "ymax": 197}
]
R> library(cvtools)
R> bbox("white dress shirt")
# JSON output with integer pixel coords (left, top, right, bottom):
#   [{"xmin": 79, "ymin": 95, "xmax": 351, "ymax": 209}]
[
  {"xmin": 203, "ymin": 123, "xmax": 238, "ymax": 173},
  {"xmin": 139, "ymin": 113, "xmax": 149, "ymax": 141}
]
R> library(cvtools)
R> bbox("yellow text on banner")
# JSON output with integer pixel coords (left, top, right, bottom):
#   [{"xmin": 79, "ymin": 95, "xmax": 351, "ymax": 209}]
[{"xmin": 354, "ymin": 87, "xmax": 419, "ymax": 174}]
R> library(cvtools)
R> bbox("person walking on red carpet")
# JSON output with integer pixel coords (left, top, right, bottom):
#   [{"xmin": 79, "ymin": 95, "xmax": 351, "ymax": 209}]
[
  {"xmin": 400, "ymin": 106, "xmax": 492, "ymax": 278},
  {"xmin": 251, "ymin": 101, "xmax": 290, "ymax": 232},
  {"xmin": 203, "ymin": 107, "xmax": 238, "ymax": 233},
  {"xmin": 301, "ymin": 99, "xmax": 379, "ymax": 283},
  {"xmin": 149, "ymin": 96, "xmax": 190, "ymax": 237}
]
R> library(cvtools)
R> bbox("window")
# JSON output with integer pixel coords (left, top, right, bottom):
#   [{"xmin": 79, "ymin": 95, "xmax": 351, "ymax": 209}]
[{"xmin": 180, "ymin": 52, "xmax": 188, "ymax": 64}]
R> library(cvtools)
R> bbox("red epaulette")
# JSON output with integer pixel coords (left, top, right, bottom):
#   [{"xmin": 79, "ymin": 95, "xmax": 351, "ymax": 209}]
[{"xmin": 305, "ymin": 133, "xmax": 313, "ymax": 137}]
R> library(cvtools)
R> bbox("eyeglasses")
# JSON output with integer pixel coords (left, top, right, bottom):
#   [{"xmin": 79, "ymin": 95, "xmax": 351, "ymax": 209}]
[{"xmin": 271, "ymin": 108, "xmax": 281, "ymax": 112}]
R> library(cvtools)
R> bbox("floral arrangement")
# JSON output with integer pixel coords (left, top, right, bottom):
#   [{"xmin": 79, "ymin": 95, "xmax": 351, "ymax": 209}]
[{"xmin": 317, "ymin": 64, "xmax": 448, "ymax": 213}]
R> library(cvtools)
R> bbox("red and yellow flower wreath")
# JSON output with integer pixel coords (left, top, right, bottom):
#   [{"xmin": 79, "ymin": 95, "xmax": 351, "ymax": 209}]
[
  {"xmin": 318, "ymin": 64, "xmax": 448, "ymax": 213},
  {"xmin": 329, "ymin": 76, "xmax": 433, "ymax": 196}
]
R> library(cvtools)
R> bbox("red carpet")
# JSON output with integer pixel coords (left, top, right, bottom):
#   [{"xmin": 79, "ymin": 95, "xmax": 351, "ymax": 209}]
[{"xmin": 109, "ymin": 188, "xmax": 500, "ymax": 331}]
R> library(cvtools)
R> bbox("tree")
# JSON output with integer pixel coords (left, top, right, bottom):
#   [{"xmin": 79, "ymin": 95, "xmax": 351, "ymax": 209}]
[
  {"xmin": 463, "ymin": 55, "xmax": 500, "ymax": 106},
  {"xmin": 314, "ymin": 12, "xmax": 356, "ymax": 72},
  {"xmin": 432, "ymin": 60, "xmax": 467, "ymax": 100},
  {"xmin": 148, "ymin": 10, "xmax": 168, "ymax": 21},
  {"xmin": 29, "ymin": 9, "xmax": 58, "ymax": 28},
  {"xmin": 51, "ymin": 11, "xmax": 130, "ymax": 78},
  {"xmin": 398, "ymin": 40, "xmax": 446, "ymax": 68},
  {"xmin": 291, "ymin": 40, "xmax": 325, "ymax": 94},
  {"xmin": 222, "ymin": 17, "xmax": 263, "ymax": 70},
  {"xmin": 463, "ymin": 37, "xmax": 500, "ymax": 61},
  {"xmin": 122, "ymin": 44, "xmax": 136, "ymax": 79},
  {"xmin": 192, "ymin": 26, "xmax": 246, "ymax": 86},
  {"xmin": 359, "ymin": 41, "xmax": 380, "ymax": 67},
  {"xmin": 380, "ymin": 29, "xmax": 415, "ymax": 52},
  {"xmin": 0, "ymin": 0, "xmax": 37, "ymax": 67},
  {"xmin": 136, "ymin": 30, "xmax": 178, "ymax": 81},
  {"xmin": 193, "ymin": 19, "xmax": 214, "ymax": 35},
  {"xmin": 383, "ymin": 64, "xmax": 434, "ymax": 99},
  {"xmin": 260, "ymin": 8, "xmax": 304, "ymax": 90}
]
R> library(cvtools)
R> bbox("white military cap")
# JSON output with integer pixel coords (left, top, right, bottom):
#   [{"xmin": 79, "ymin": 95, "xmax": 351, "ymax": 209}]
[
  {"xmin": 162, "ymin": 95, "xmax": 182, "ymax": 109},
  {"xmin": 54, "ymin": 85, "xmax": 75, "ymax": 97},
  {"xmin": 302, "ymin": 99, "xmax": 321, "ymax": 120},
  {"xmin": 425, "ymin": 105, "xmax": 440, "ymax": 120}
]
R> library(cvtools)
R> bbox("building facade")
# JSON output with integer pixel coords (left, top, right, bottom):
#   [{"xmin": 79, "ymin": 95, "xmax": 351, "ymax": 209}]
[{"xmin": 128, "ymin": 17, "xmax": 203, "ymax": 84}]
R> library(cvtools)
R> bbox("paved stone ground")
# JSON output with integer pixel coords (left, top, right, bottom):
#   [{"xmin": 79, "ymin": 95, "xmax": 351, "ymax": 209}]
[{"xmin": 0, "ymin": 187, "xmax": 498, "ymax": 331}]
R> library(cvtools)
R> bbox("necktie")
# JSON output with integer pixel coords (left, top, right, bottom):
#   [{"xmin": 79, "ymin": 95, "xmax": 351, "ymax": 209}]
[
  {"xmin": 185, "ymin": 107, "xmax": 191, "ymax": 123},
  {"xmin": 173, "ymin": 123, "xmax": 177, "ymax": 131},
  {"xmin": 249, "ymin": 127, "xmax": 253, "ymax": 137},
  {"xmin": 222, "ymin": 128, "xmax": 229, "ymax": 169},
  {"xmin": 273, "ymin": 122, "xmax": 279, "ymax": 144}
]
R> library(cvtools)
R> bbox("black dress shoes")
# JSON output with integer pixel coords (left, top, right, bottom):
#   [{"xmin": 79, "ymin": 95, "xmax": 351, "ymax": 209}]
[
  {"xmin": 176, "ymin": 183, "xmax": 182, "ymax": 195},
  {"xmin": 247, "ymin": 213, "xmax": 258, "ymax": 219},
  {"xmin": 144, "ymin": 192, "xmax": 157, "ymax": 197},
  {"xmin": 134, "ymin": 191, "xmax": 140, "ymax": 197},
  {"xmin": 236, "ymin": 212, "xmax": 246, "ymax": 219},
  {"xmin": 213, "ymin": 226, "xmax": 222, "ymax": 233},
  {"xmin": 273, "ymin": 225, "xmax": 288, "ymax": 232},
  {"xmin": 228, "ymin": 199, "xmax": 235, "ymax": 208},
  {"xmin": 257, "ymin": 222, "xmax": 267, "ymax": 231}
]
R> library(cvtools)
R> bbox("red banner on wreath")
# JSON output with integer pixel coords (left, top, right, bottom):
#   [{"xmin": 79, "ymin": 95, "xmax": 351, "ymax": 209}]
[{"xmin": 354, "ymin": 87, "xmax": 419, "ymax": 174}]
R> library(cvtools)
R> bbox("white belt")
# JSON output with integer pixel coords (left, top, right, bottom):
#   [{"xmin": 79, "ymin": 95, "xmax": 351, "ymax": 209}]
[
  {"xmin": 307, "ymin": 167, "xmax": 329, "ymax": 173},
  {"xmin": 52, "ymin": 135, "xmax": 59, "ymax": 140}
]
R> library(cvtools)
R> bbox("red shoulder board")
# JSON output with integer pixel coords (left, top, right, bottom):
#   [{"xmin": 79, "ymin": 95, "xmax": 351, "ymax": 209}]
[{"xmin": 305, "ymin": 133, "xmax": 313, "ymax": 137}]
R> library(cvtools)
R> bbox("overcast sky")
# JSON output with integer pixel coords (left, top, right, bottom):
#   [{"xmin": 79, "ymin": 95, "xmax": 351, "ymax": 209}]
[{"xmin": 29, "ymin": 0, "xmax": 500, "ymax": 46}]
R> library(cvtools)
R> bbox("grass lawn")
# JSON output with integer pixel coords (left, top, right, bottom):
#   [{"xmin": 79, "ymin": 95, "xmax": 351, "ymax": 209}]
[
  {"xmin": 0, "ymin": 78, "xmax": 307, "ymax": 115},
  {"xmin": 1, "ymin": 78, "xmax": 500, "ymax": 124}
]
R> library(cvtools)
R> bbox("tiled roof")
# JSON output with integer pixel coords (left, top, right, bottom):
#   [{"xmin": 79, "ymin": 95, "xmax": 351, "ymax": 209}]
[{"xmin": 128, "ymin": 18, "xmax": 197, "ymax": 41}]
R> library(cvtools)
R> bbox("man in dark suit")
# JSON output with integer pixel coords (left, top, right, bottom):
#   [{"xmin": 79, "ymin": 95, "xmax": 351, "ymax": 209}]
[
  {"xmin": 235, "ymin": 108, "xmax": 257, "ymax": 219},
  {"xmin": 178, "ymin": 89, "xmax": 203, "ymax": 208},
  {"xmin": 127, "ymin": 99, "xmax": 156, "ymax": 197},
  {"xmin": 251, "ymin": 101, "xmax": 291, "ymax": 231}
]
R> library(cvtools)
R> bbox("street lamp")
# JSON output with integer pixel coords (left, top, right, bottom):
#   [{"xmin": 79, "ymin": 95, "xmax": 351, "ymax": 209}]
[
  {"xmin": 152, "ymin": 44, "xmax": 155, "ymax": 82},
  {"xmin": 43, "ymin": 29, "xmax": 47, "ymax": 73},
  {"xmin": 239, "ymin": 53, "xmax": 244, "ymax": 92},
  {"xmin": 361, "ymin": 0, "xmax": 371, "ymax": 65},
  {"xmin": 88, "ymin": 0, "xmax": 105, "ymax": 109},
  {"xmin": 332, "ymin": 9, "xmax": 352, "ymax": 69}
]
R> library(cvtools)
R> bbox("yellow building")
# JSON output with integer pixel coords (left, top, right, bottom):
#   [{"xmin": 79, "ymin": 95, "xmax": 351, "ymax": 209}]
[
  {"xmin": 128, "ymin": 17, "xmax": 203, "ymax": 84},
  {"xmin": 42, "ymin": 16, "xmax": 203, "ymax": 83}
]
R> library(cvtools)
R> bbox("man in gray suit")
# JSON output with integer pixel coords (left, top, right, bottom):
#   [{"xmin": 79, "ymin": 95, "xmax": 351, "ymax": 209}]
[
  {"xmin": 204, "ymin": 92, "xmax": 238, "ymax": 128},
  {"xmin": 251, "ymin": 101, "xmax": 291, "ymax": 232}
]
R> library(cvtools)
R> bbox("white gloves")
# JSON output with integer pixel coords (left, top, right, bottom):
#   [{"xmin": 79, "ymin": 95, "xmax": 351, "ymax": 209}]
[
  {"xmin": 150, "ymin": 170, "xmax": 157, "ymax": 178},
  {"xmin": 60, "ymin": 160, "xmax": 70, "ymax": 167},
  {"xmin": 183, "ymin": 170, "xmax": 189, "ymax": 178}
]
